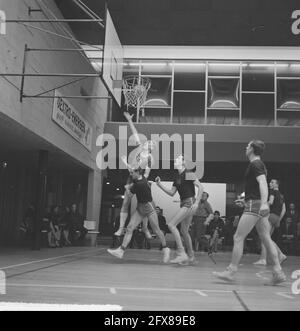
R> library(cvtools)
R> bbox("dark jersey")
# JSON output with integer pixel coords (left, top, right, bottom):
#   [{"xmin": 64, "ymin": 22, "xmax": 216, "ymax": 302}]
[
  {"xmin": 173, "ymin": 170, "xmax": 196, "ymax": 201},
  {"xmin": 130, "ymin": 177, "xmax": 153, "ymax": 203},
  {"xmin": 269, "ymin": 189, "xmax": 284, "ymax": 216},
  {"xmin": 244, "ymin": 159, "xmax": 267, "ymax": 201}
]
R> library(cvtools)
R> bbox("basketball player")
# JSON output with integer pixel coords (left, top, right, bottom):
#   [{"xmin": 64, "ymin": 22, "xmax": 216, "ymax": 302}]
[
  {"xmin": 107, "ymin": 168, "xmax": 171, "ymax": 263},
  {"xmin": 114, "ymin": 112, "xmax": 155, "ymax": 239},
  {"xmin": 213, "ymin": 140, "xmax": 286, "ymax": 285},
  {"xmin": 155, "ymin": 155, "xmax": 203, "ymax": 264},
  {"xmin": 253, "ymin": 179, "xmax": 287, "ymax": 266}
]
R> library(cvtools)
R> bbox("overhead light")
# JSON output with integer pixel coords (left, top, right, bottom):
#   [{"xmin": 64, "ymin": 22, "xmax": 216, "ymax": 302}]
[
  {"xmin": 248, "ymin": 63, "xmax": 274, "ymax": 67},
  {"xmin": 173, "ymin": 62, "xmax": 205, "ymax": 66},
  {"xmin": 129, "ymin": 62, "xmax": 168, "ymax": 66},
  {"xmin": 209, "ymin": 63, "xmax": 246, "ymax": 67},
  {"xmin": 106, "ymin": 182, "xmax": 110, "ymax": 185},
  {"xmin": 116, "ymin": 188, "xmax": 120, "ymax": 191},
  {"xmin": 276, "ymin": 63, "xmax": 289, "ymax": 67}
]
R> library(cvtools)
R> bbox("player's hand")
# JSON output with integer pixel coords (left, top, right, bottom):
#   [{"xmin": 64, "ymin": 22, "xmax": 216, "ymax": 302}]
[
  {"xmin": 259, "ymin": 202, "xmax": 270, "ymax": 217},
  {"xmin": 124, "ymin": 112, "xmax": 134, "ymax": 121},
  {"xmin": 155, "ymin": 177, "xmax": 161, "ymax": 185}
]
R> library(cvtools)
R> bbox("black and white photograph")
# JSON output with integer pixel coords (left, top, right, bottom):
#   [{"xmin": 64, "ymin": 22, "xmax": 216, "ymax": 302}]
[{"xmin": 0, "ymin": 0, "xmax": 300, "ymax": 314}]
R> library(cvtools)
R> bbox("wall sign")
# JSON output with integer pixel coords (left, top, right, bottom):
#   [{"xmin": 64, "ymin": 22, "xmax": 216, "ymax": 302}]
[{"xmin": 52, "ymin": 90, "xmax": 93, "ymax": 152}]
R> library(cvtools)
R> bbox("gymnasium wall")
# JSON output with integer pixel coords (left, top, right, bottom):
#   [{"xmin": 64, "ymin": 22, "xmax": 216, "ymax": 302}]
[{"xmin": 0, "ymin": 0, "xmax": 108, "ymax": 169}]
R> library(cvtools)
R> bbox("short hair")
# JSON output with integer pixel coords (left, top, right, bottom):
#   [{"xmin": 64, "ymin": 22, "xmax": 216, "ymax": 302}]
[
  {"xmin": 271, "ymin": 179, "xmax": 280, "ymax": 187},
  {"xmin": 203, "ymin": 192, "xmax": 209, "ymax": 198},
  {"xmin": 250, "ymin": 140, "xmax": 265, "ymax": 156},
  {"xmin": 214, "ymin": 211, "xmax": 220, "ymax": 216}
]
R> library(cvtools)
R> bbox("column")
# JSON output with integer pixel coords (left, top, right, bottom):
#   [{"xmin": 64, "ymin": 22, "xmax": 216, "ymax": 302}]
[{"xmin": 32, "ymin": 150, "xmax": 48, "ymax": 250}]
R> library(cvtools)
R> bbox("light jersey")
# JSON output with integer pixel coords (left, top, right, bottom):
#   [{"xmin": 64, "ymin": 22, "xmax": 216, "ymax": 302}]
[{"xmin": 129, "ymin": 145, "xmax": 153, "ymax": 172}]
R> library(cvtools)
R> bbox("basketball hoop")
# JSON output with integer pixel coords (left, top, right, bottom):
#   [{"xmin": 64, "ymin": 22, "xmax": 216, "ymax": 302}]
[{"xmin": 122, "ymin": 76, "xmax": 151, "ymax": 111}]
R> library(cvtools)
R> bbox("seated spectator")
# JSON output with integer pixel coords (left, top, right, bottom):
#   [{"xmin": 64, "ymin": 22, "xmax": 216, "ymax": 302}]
[
  {"xmin": 156, "ymin": 207, "xmax": 169, "ymax": 234},
  {"xmin": 286, "ymin": 203, "xmax": 299, "ymax": 223},
  {"xmin": 48, "ymin": 206, "xmax": 62, "ymax": 248},
  {"xmin": 69, "ymin": 204, "xmax": 88, "ymax": 245},
  {"xmin": 59, "ymin": 206, "xmax": 72, "ymax": 246},
  {"xmin": 280, "ymin": 216, "xmax": 297, "ymax": 255},
  {"xmin": 19, "ymin": 203, "xmax": 35, "ymax": 245}
]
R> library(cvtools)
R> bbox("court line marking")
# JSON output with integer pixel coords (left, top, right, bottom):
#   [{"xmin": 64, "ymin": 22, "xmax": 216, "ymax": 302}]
[
  {"xmin": 110, "ymin": 288, "xmax": 117, "ymax": 295},
  {"xmin": 276, "ymin": 292, "xmax": 295, "ymax": 300},
  {"xmin": 1, "ymin": 248, "xmax": 104, "ymax": 270},
  {"xmin": 0, "ymin": 302, "xmax": 123, "ymax": 311},
  {"xmin": 6, "ymin": 283, "xmax": 255, "ymax": 295},
  {"xmin": 194, "ymin": 290, "xmax": 208, "ymax": 297}
]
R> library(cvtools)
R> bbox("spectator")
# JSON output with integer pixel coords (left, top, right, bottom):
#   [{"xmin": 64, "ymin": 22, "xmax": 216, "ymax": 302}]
[
  {"xmin": 69, "ymin": 204, "xmax": 88, "ymax": 245},
  {"xmin": 280, "ymin": 216, "xmax": 297, "ymax": 255},
  {"xmin": 156, "ymin": 207, "xmax": 169, "ymax": 234},
  {"xmin": 285, "ymin": 203, "xmax": 299, "ymax": 223},
  {"xmin": 48, "ymin": 206, "xmax": 62, "ymax": 248},
  {"xmin": 59, "ymin": 206, "xmax": 72, "ymax": 246},
  {"xmin": 207, "ymin": 211, "xmax": 225, "ymax": 253},
  {"xmin": 20, "ymin": 203, "xmax": 35, "ymax": 245},
  {"xmin": 191, "ymin": 192, "xmax": 214, "ymax": 251}
]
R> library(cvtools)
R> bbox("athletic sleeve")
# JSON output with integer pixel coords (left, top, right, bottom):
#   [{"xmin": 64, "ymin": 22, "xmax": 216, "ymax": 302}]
[{"xmin": 252, "ymin": 160, "xmax": 267, "ymax": 178}]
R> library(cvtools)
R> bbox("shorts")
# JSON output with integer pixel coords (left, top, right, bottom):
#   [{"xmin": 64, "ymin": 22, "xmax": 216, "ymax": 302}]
[
  {"xmin": 180, "ymin": 197, "xmax": 195, "ymax": 209},
  {"xmin": 269, "ymin": 213, "xmax": 281, "ymax": 228},
  {"xmin": 137, "ymin": 201, "xmax": 156, "ymax": 217},
  {"xmin": 244, "ymin": 199, "xmax": 266, "ymax": 217}
]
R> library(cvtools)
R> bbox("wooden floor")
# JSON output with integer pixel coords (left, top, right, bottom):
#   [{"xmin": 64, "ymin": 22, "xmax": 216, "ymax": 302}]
[{"xmin": 0, "ymin": 246, "xmax": 299, "ymax": 311}]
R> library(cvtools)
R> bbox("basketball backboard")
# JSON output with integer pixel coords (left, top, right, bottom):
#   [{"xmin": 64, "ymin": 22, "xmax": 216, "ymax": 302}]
[{"xmin": 102, "ymin": 8, "xmax": 124, "ymax": 107}]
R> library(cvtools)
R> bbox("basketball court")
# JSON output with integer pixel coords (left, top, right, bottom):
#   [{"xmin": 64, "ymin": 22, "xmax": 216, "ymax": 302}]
[
  {"xmin": 1, "ymin": 0, "xmax": 300, "ymax": 313},
  {"xmin": 0, "ymin": 247, "xmax": 299, "ymax": 311}
]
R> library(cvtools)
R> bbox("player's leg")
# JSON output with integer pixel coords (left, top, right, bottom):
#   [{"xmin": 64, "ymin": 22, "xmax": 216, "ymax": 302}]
[
  {"xmin": 168, "ymin": 207, "xmax": 191, "ymax": 263},
  {"xmin": 213, "ymin": 213, "xmax": 258, "ymax": 281},
  {"xmin": 108, "ymin": 210, "xmax": 143, "ymax": 259},
  {"xmin": 148, "ymin": 211, "xmax": 170, "ymax": 263},
  {"xmin": 180, "ymin": 213, "xmax": 194, "ymax": 262},
  {"xmin": 115, "ymin": 188, "xmax": 133, "ymax": 236},
  {"xmin": 255, "ymin": 217, "xmax": 286, "ymax": 285}
]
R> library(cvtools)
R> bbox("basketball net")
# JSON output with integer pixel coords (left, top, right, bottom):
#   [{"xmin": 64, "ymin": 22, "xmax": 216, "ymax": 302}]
[{"xmin": 122, "ymin": 76, "xmax": 151, "ymax": 121}]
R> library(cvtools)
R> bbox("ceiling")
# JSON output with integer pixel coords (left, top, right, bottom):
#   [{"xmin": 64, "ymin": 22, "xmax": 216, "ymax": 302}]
[{"xmin": 54, "ymin": 0, "xmax": 300, "ymax": 46}]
